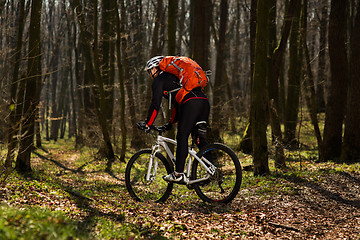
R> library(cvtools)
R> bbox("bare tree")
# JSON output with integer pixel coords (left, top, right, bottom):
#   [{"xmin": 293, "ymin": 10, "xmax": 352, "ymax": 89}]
[
  {"xmin": 115, "ymin": 5, "xmax": 127, "ymax": 162},
  {"xmin": 322, "ymin": 0, "xmax": 349, "ymax": 161},
  {"xmin": 191, "ymin": 0, "xmax": 212, "ymax": 70},
  {"xmin": 5, "ymin": 0, "xmax": 26, "ymax": 169},
  {"xmin": 70, "ymin": 0, "xmax": 115, "ymax": 161},
  {"xmin": 212, "ymin": 0, "xmax": 228, "ymax": 142},
  {"xmin": 168, "ymin": 0, "xmax": 177, "ymax": 55},
  {"xmin": 341, "ymin": 0, "xmax": 360, "ymax": 162},
  {"xmin": 284, "ymin": 0, "xmax": 302, "ymax": 148},
  {"xmin": 16, "ymin": 0, "xmax": 43, "ymax": 173},
  {"xmin": 251, "ymin": 0, "xmax": 270, "ymax": 176},
  {"xmin": 267, "ymin": 0, "xmax": 286, "ymax": 168},
  {"xmin": 302, "ymin": 0, "xmax": 324, "ymax": 161},
  {"xmin": 316, "ymin": 0, "xmax": 329, "ymax": 113}
]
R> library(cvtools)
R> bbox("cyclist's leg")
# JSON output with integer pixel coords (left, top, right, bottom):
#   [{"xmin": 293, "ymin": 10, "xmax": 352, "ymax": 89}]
[
  {"xmin": 176, "ymin": 99, "xmax": 209, "ymax": 172},
  {"xmin": 193, "ymin": 100, "xmax": 210, "ymax": 150}
]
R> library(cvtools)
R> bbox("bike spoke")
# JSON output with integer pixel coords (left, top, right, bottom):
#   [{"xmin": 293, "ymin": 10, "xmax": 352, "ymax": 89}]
[
  {"xmin": 192, "ymin": 143, "xmax": 242, "ymax": 203},
  {"xmin": 125, "ymin": 150, "xmax": 173, "ymax": 203}
]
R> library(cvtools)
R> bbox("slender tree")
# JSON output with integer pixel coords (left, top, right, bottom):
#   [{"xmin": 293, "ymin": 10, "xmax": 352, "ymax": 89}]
[
  {"xmin": 168, "ymin": 0, "xmax": 177, "ymax": 55},
  {"xmin": 238, "ymin": 0, "xmax": 257, "ymax": 155},
  {"xmin": 271, "ymin": 0, "xmax": 300, "ymax": 94},
  {"xmin": 284, "ymin": 0, "xmax": 302, "ymax": 148},
  {"xmin": 251, "ymin": 0, "xmax": 270, "ymax": 176},
  {"xmin": 322, "ymin": 0, "xmax": 349, "ymax": 161},
  {"xmin": 341, "ymin": 0, "xmax": 360, "ymax": 162},
  {"xmin": 316, "ymin": 0, "xmax": 328, "ymax": 113},
  {"xmin": 212, "ymin": 0, "xmax": 228, "ymax": 142},
  {"xmin": 165, "ymin": 0, "xmax": 178, "ymax": 152},
  {"xmin": 267, "ymin": 0, "xmax": 286, "ymax": 168},
  {"xmin": 70, "ymin": 0, "xmax": 115, "ymax": 161},
  {"xmin": 119, "ymin": 0, "xmax": 144, "ymax": 148},
  {"xmin": 191, "ymin": 0, "xmax": 212, "ymax": 70},
  {"xmin": 5, "ymin": 0, "xmax": 26, "ymax": 169},
  {"xmin": 302, "ymin": 0, "xmax": 324, "ymax": 161},
  {"xmin": 100, "ymin": 0, "xmax": 116, "ymax": 129},
  {"xmin": 115, "ymin": 5, "xmax": 127, "ymax": 162},
  {"xmin": 16, "ymin": 0, "xmax": 43, "ymax": 173}
]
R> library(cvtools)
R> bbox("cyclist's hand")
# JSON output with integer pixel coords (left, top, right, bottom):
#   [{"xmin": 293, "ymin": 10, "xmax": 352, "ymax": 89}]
[
  {"xmin": 136, "ymin": 121, "xmax": 150, "ymax": 133},
  {"xmin": 158, "ymin": 122, "xmax": 172, "ymax": 132}
]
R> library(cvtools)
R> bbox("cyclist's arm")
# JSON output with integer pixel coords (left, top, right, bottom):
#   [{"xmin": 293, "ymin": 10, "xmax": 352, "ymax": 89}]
[{"xmin": 145, "ymin": 78, "xmax": 164, "ymax": 126}]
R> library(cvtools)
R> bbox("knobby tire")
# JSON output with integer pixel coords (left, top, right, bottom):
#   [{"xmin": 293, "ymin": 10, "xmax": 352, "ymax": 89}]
[
  {"xmin": 191, "ymin": 143, "xmax": 242, "ymax": 203},
  {"xmin": 125, "ymin": 149, "xmax": 173, "ymax": 203}
]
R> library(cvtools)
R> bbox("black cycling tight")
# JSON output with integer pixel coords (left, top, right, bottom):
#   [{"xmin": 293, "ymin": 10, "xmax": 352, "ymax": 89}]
[{"xmin": 175, "ymin": 98, "xmax": 210, "ymax": 173}]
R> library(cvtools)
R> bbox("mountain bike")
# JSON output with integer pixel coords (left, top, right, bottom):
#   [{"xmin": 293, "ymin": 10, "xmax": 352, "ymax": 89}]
[{"xmin": 125, "ymin": 124, "xmax": 242, "ymax": 203}]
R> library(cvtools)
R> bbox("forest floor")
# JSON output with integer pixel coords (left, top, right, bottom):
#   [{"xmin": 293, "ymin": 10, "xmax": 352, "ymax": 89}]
[{"xmin": 1, "ymin": 138, "xmax": 360, "ymax": 239}]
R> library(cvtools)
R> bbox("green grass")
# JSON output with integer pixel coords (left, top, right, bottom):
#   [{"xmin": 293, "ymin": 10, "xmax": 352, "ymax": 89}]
[
  {"xmin": 0, "ymin": 204, "xmax": 144, "ymax": 240},
  {"xmin": 0, "ymin": 205, "xmax": 88, "ymax": 240}
]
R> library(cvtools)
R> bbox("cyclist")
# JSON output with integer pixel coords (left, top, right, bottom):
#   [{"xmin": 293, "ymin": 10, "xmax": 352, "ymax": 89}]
[{"xmin": 137, "ymin": 56, "xmax": 210, "ymax": 184}]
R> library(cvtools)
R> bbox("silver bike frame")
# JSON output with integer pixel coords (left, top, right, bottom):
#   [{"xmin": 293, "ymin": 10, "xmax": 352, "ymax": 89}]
[{"xmin": 146, "ymin": 134, "xmax": 216, "ymax": 185}]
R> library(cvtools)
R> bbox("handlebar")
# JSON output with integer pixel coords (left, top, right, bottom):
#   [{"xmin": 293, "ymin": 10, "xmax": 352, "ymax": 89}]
[{"xmin": 136, "ymin": 122, "xmax": 167, "ymax": 134}]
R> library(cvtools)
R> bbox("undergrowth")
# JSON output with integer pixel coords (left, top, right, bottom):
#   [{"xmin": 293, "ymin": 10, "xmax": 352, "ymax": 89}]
[{"xmin": 0, "ymin": 121, "xmax": 359, "ymax": 239}]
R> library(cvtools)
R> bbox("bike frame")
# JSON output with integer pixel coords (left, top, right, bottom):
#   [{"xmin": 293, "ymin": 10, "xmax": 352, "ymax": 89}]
[{"xmin": 146, "ymin": 134, "xmax": 216, "ymax": 185}]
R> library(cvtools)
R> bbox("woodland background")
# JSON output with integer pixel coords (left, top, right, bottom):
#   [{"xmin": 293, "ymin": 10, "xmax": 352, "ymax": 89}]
[
  {"xmin": 1, "ymin": 0, "xmax": 360, "ymax": 239},
  {"xmin": 0, "ymin": 0, "xmax": 360, "ymax": 175}
]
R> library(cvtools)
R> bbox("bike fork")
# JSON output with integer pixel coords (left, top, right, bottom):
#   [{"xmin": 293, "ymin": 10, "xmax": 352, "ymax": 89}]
[{"xmin": 146, "ymin": 148, "xmax": 160, "ymax": 181}]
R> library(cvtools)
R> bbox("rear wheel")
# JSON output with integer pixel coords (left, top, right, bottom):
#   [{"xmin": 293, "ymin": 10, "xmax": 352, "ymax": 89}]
[
  {"xmin": 191, "ymin": 143, "xmax": 242, "ymax": 203},
  {"xmin": 125, "ymin": 149, "xmax": 173, "ymax": 203}
]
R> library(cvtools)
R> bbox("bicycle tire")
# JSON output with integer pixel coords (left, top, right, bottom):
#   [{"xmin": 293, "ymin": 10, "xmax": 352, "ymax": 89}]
[
  {"xmin": 191, "ymin": 143, "xmax": 242, "ymax": 203},
  {"xmin": 125, "ymin": 149, "xmax": 174, "ymax": 203}
]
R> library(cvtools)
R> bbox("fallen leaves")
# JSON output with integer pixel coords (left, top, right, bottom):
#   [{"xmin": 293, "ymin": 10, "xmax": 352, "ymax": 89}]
[{"xmin": 1, "ymin": 145, "xmax": 360, "ymax": 239}]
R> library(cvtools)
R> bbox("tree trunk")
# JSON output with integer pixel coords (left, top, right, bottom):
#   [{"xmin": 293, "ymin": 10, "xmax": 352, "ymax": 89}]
[
  {"xmin": 301, "ymin": 0, "xmax": 324, "ymax": 161},
  {"xmin": 101, "ymin": 0, "xmax": 116, "ymax": 128},
  {"xmin": 115, "ymin": 6, "xmax": 127, "ymax": 162},
  {"xmin": 166, "ymin": 0, "xmax": 178, "ymax": 153},
  {"xmin": 212, "ymin": 0, "xmax": 228, "ymax": 142},
  {"xmin": 273, "ymin": 0, "xmax": 300, "ymax": 124},
  {"xmin": 168, "ymin": 0, "xmax": 177, "ymax": 55},
  {"xmin": 191, "ymin": 0, "xmax": 212, "ymax": 70},
  {"xmin": 271, "ymin": 0, "xmax": 300, "ymax": 87},
  {"xmin": 67, "ymin": 20, "xmax": 77, "ymax": 139},
  {"xmin": 284, "ymin": 0, "xmax": 301, "ymax": 149},
  {"xmin": 176, "ymin": 0, "xmax": 186, "ymax": 55},
  {"xmin": 16, "ymin": 0, "xmax": 43, "ymax": 173},
  {"xmin": 119, "ymin": 0, "xmax": 144, "ymax": 148},
  {"xmin": 316, "ymin": 0, "xmax": 328, "ymax": 113},
  {"xmin": 81, "ymin": 0, "xmax": 99, "ymax": 145},
  {"xmin": 238, "ymin": 0, "xmax": 257, "ymax": 154},
  {"xmin": 73, "ymin": 22, "xmax": 85, "ymax": 147},
  {"xmin": 267, "ymin": 0, "xmax": 286, "ymax": 168},
  {"xmin": 5, "ymin": 0, "xmax": 26, "ymax": 169},
  {"xmin": 100, "ymin": 0, "xmax": 116, "ymax": 170},
  {"xmin": 341, "ymin": 0, "xmax": 360, "ymax": 162},
  {"xmin": 49, "ymin": 48, "xmax": 60, "ymax": 141},
  {"xmin": 322, "ymin": 0, "xmax": 349, "ymax": 161},
  {"xmin": 70, "ymin": 0, "xmax": 115, "ymax": 161},
  {"xmin": 251, "ymin": 0, "xmax": 270, "ymax": 176}
]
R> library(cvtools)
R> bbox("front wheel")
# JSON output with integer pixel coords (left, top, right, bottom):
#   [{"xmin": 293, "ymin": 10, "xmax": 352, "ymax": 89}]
[
  {"xmin": 125, "ymin": 149, "xmax": 173, "ymax": 203},
  {"xmin": 191, "ymin": 143, "xmax": 242, "ymax": 203}
]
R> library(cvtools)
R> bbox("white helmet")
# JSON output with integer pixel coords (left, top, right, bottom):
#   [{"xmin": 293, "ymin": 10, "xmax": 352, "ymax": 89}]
[{"xmin": 144, "ymin": 56, "xmax": 164, "ymax": 71}]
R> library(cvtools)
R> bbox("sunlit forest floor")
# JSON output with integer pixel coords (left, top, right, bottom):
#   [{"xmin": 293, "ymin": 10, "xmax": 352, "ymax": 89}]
[{"xmin": 1, "ymin": 128, "xmax": 360, "ymax": 239}]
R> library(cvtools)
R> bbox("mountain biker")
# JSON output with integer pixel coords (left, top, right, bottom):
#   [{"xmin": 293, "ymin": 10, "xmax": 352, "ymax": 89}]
[{"xmin": 137, "ymin": 56, "xmax": 210, "ymax": 184}]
